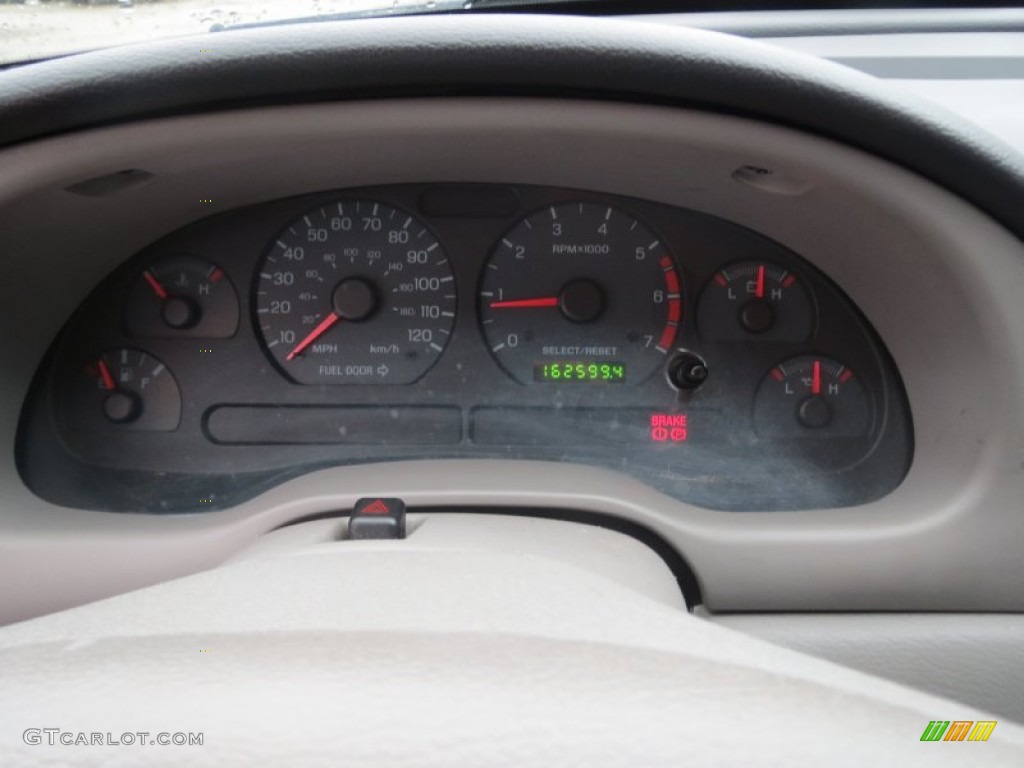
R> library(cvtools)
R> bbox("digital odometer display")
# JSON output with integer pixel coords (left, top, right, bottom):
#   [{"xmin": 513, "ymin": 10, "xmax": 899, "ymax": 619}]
[{"xmin": 534, "ymin": 361, "xmax": 626, "ymax": 382}]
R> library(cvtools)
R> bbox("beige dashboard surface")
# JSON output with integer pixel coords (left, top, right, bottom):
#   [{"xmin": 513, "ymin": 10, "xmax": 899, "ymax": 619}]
[{"xmin": 0, "ymin": 515, "xmax": 1020, "ymax": 766}]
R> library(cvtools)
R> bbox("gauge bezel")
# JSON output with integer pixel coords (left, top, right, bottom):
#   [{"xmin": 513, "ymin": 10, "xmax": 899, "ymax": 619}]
[{"xmin": 22, "ymin": 183, "xmax": 910, "ymax": 513}]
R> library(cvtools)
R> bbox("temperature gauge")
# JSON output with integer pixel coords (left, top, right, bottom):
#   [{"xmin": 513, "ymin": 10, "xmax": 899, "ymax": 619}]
[
  {"xmin": 754, "ymin": 355, "xmax": 870, "ymax": 437},
  {"xmin": 125, "ymin": 255, "xmax": 238, "ymax": 337},
  {"xmin": 698, "ymin": 261, "xmax": 812, "ymax": 341},
  {"xmin": 64, "ymin": 349, "xmax": 181, "ymax": 431}
]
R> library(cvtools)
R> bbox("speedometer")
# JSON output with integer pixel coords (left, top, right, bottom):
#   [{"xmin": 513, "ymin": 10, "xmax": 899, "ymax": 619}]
[
  {"xmin": 479, "ymin": 202, "xmax": 683, "ymax": 385},
  {"xmin": 256, "ymin": 200, "xmax": 456, "ymax": 385}
]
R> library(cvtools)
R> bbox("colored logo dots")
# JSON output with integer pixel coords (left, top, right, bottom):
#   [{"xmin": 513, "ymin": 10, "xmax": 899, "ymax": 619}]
[{"xmin": 921, "ymin": 720, "xmax": 997, "ymax": 742}]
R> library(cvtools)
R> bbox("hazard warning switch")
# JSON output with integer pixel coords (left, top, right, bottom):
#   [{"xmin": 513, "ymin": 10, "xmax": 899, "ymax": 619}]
[{"xmin": 349, "ymin": 497, "xmax": 407, "ymax": 540}]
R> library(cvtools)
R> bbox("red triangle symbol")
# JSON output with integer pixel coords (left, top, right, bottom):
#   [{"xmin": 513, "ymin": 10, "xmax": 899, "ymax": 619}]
[{"xmin": 362, "ymin": 499, "xmax": 390, "ymax": 515}]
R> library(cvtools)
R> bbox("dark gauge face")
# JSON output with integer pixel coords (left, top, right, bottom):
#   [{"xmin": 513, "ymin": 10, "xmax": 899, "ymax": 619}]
[
  {"xmin": 754, "ymin": 355, "xmax": 870, "ymax": 437},
  {"xmin": 479, "ymin": 203, "xmax": 682, "ymax": 385},
  {"xmin": 255, "ymin": 200, "xmax": 456, "ymax": 385},
  {"xmin": 64, "ymin": 348, "xmax": 181, "ymax": 431},
  {"xmin": 125, "ymin": 255, "xmax": 239, "ymax": 338},
  {"xmin": 697, "ymin": 261, "xmax": 813, "ymax": 341}
]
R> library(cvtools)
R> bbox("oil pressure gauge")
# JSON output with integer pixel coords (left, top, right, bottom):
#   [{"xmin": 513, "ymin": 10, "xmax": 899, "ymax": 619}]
[
  {"xmin": 753, "ymin": 355, "xmax": 870, "ymax": 438},
  {"xmin": 698, "ymin": 261, "xmax": 812, "ymax": 341}
]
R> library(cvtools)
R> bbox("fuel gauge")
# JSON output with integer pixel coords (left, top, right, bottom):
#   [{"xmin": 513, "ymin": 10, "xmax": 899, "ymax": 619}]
[
  {"xmin": 64, "ymin": 349, "xmax": 181, "ymax": 431},
  {"xmin": 125, "ymin": 255, "xmax": 238, "ymax": 337},
  {"xmin": 754, "ymin": 355, "xmax": 870, "ymax": 437},
  {"xmin": 698, "ymin": 261, "xmax": 812, "ymax": 341}
]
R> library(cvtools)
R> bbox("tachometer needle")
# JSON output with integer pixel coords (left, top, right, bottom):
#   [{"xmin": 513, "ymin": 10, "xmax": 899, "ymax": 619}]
[
  {"xmin": 755, "ymin": 264, "xmax": 765, "ymax": 299},
  {"xmin": 489, "ymin": 297, "xmax": 559, "ymax": 309},
  {"xmin": 97, "ymin": 359, "xmax": 116, "ymax": 391},
  {"xmin": 285, "ymin": 312, "xmax": 341, "ymax": 361},
  {"xmin": 812, "ymin": 360, "xmax": 822, "ymax": 395},
  {"xmin": 142, "ymin": 270, "xmax": 169, "ymax": 300}
]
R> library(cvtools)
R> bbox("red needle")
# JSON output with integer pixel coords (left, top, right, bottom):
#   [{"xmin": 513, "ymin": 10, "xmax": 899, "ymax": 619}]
[
  {"xmin": 755, "ymin": 265, "xmax": 765, "ymax": 299},
  {"xmin": 143, "ymin": 270, "xmax": 169, "ymax": 300},
  {"xmin": 490, "ymin": 297, "xmax": 559, "ymax": 309},
  {"xmin": 812, "ymin": 360, "xmax": 822, "ymax": 395},
  {"xmin": 286, "ymin": 312, "xmax": 340, "ymax": 361},
  {"xmin": 97, "ymin": 359, "xmax": 116, "ymax": 391}
]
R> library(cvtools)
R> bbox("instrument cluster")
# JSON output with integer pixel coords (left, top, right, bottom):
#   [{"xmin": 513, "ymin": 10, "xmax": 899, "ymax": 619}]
[{"xmin": 17, "ymin": 184, "xmax": 912, "ymax": 512}]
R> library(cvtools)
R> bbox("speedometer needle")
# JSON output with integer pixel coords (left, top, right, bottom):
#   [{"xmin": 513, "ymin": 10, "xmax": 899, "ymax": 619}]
[
  {"xmin": 489, "ymin": 297, "xmax": 559, "ymax": 309},
  {"xmin": 285, "ymin": 312, "xmax": 341, "ymax": 361}
]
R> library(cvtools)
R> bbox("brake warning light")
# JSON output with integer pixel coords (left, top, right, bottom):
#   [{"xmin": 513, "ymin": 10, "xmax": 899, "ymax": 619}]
[{"xmin": 649, "ymin": 413, "xmax": 687, "ymax": 442}]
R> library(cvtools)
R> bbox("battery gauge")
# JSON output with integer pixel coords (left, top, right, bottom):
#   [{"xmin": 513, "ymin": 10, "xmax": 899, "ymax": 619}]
[
  {"xmin": 698, "ymin": 261, "xmax": 812, "ymax": 341},
  {"xmin": 754, "ymin": 355, "xmax": 870, "ymax": 438},
  {"xmin": 125, "ymin": 255, "xmax": 238, "ymax": 338}
]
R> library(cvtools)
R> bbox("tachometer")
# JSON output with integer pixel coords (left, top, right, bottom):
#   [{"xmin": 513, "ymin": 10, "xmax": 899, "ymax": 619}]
[
  {"xmin": 479, "ymin": 202, "xmax": 682, "ymax": 385},
  {"xmin": 255, "ymin": 200, "xmax": 456, "ymax": 384}
]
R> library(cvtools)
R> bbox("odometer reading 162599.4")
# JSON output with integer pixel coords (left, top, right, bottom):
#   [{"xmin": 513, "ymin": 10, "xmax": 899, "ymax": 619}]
[
  {"xmin": 256, "ymin": 200, "xmax": 456, "ymax": 385},
  {"xmin": 534, "ymin": 361, "xmax": 626, "ymax": 383}
]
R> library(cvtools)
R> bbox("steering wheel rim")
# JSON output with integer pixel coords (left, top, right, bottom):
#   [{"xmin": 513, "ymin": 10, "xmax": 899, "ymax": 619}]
[{"xmin": 0, "ymin": 14, "xmax": 1022, "ymax": 241}]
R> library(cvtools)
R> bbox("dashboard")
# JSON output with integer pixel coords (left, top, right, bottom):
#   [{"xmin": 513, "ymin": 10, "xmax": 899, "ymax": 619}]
[
  {"xmin": 2, "ymin": 12, "xmax": 1024, "ymax": 759},
  {"xmin": 18, "ymin": 183, "xmax": 910, "ymax": 513},
  {"xmin": 0, "ymin": 12, "xmax": 1022, "ymax": 629}
]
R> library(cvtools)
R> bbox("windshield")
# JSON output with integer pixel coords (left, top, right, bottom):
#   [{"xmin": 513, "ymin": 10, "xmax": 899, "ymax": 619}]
[
  {"xmin": 1, "ymin": 1, "xmax": 1022, "ymax": 66},
  {"xmin": 0, "ymin": 0, "xmax": 456, "ymax": 65}
]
